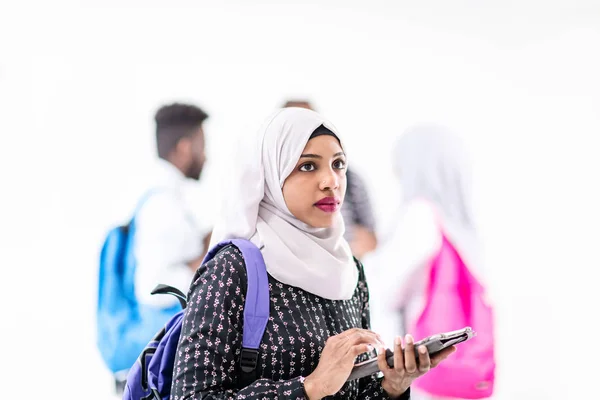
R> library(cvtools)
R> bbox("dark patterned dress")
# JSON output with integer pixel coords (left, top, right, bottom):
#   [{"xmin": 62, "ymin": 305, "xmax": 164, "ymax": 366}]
[{"xmin": 171, "ymin": 245, "xmax": 410, "ymax": 399}]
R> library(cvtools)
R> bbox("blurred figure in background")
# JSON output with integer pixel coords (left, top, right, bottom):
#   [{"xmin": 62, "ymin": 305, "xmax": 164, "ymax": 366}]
[
  {"xmin": 134, "ymin": 102, "xmax": 212, "ymax": 305},
  {"xmin": 281, "ymin": 100, "xmax": 377, "ymax": 258},
  {"xmin": 97, "ymin": 103, "xmax": 212, "ymax": 394},
  {"xmin": 365, "ymin": 125, "xmax": 494, "ymax": 399}
]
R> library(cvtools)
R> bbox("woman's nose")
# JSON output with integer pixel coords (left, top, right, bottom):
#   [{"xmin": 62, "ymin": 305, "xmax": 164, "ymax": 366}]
[{"xmin": 319, "ymin": 169, "xmax": 339, "ymax": 191}]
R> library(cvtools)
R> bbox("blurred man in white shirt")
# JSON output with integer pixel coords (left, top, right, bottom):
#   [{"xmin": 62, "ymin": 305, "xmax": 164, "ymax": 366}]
[{"xmin": 133, "ymin": 103, "xmax": 212, "ymax": 308}]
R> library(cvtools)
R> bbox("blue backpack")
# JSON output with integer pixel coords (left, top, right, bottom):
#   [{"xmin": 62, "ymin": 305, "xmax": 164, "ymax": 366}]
[
  {"xmin": 97, "ymin": 191, "xmax": 182, "ymax": 375},
  {"xmin": 123, "ymin": 239, "xmax": 270, "ymax": 400}
]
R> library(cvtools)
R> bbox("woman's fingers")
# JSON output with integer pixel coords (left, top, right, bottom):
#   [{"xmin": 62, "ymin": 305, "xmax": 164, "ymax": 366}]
[
  {"xmin": 403, "ymin": 334, "xmax": 417, "ymax": 373},
  {"xmin": 393, "ymin": 336, "xmax": 405, "ymax": 371},
  {"xmin": 334, "ymin": 327, "xmax": 362, "ymax": 339},
  {"xmin": 377, "ymin": 346, "xmax": 391, "ymax": 372},
  {"xmin": 344, "ymin": 331, "xmax": 384, "ymax": 349},
  {"xmin": 417, "ymin": 345, "xmax": 431, "ymax": 372},
  {"xmin": 323, "ymin": 328, "xmax": 385, "ymax": 366},
  {"xmin": 347, "ymin": 343, "xmax": 373, "ymax": 362},
  {"xmin": 331, "ymin": 328, "xmax": 384, "ymax": 347},
  {"xmin": 334, "ymin": 328, "xmax": 375, "ymax": 340},
  {"xmin": 430, "ymin": 345, "xmax": 457, "ymax": 368}
]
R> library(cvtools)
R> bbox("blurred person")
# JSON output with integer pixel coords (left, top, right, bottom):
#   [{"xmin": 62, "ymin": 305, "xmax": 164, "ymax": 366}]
[
  {"xmin": 365, "ymin": 125, "xmax": 495, "ymax": 399},
  {"xmin": 97, "ymin": 103, "xmax": 212, "ymax": 394},
  {"xmin": 282, "ymin": 99, "xmax": 377, "ymax": 258},
  {"xmin": 135, "ymin": 103, "xmax": 212, "ymax": 306},
  {"xmin": 170, "ymin": 107, "xmax": 457, "ymax": 399}
]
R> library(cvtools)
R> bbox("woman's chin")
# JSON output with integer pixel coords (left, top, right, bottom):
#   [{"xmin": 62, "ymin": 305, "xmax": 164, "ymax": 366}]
[{"xmin": 304, "ymin": 214, "xmax": 336, "ymax": 229}]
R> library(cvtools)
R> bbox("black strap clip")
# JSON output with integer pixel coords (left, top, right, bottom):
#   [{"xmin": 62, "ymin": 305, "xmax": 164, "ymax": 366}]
[
  {"xmin": 240, "ymin": 348, "xmax": 259, "ymax": 373},
  {"xmin": 150, "ymin": 284, "xmax": 188, "ymax": 309}
]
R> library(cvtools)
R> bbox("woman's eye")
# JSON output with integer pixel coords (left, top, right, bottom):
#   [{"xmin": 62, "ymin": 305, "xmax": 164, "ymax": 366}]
[
  {"xmin": 333, "ymin": 159, "xmax": 346, "ymax": 169},
  {"xmin": 299, "ymin": 163, "xmax": 315, "ymax": 172}
]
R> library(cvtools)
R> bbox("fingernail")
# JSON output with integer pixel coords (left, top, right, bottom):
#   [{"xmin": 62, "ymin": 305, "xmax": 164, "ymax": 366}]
[
  {"xmin": 419, "ymin": 346, "xmax": 427, "ymax": 354},
  {"xmin": 405, "ymin": 334, "xmax": 413, "ymax": 344},
  {"xmin": 394, "ymin": 336, "xmax": 402, "ymax": 346}
]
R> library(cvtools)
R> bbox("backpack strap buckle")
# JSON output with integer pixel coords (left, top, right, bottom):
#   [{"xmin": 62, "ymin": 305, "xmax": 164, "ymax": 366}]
[{"xmin": 240, "ymin": 348, "xmax": 259, "ymax": 372}]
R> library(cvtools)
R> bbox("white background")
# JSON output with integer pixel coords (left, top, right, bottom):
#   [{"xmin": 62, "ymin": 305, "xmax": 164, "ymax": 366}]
[{"xmin": 1, "ymin": 1, "xmax": 599, "ymax": 399}]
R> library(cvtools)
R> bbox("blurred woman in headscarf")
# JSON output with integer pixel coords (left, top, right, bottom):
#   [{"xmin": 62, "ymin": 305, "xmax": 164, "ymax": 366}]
[{"xmin": 365, "ymin": 124, "xmax": 488, "ymax": 399}]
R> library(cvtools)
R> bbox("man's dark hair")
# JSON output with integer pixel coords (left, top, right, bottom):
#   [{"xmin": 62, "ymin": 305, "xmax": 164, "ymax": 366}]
[
  {"xmin": 155, "ymin": 103, "xmax": 208, "ymax": 159},
  {"xmin": 282, "ymin": 100, "xmax": 313, "ymax": 110}
]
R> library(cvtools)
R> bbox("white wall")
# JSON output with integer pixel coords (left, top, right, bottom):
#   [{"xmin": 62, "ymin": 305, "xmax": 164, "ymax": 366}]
[{"xmin": 1, "ymin": 1, "xmax": 599, "ymax": 398}]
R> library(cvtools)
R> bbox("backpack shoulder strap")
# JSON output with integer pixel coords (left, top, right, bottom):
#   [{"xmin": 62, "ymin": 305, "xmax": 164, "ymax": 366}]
[
  {"xmin": 203, "ymin": 239, "xmax": 269, "ymax": 384},
  {"xmin": 230, "ymin": 240, "xmax": 269, "ymax": 364},
  {"xmin": 129, "ymin": 188, "xmax": 163, "ymax": 225}
]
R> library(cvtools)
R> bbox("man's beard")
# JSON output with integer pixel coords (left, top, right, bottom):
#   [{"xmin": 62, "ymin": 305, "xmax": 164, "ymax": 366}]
[{"xmin": 185, "ymin": 160, "xmax": 203, "ymax": 180}]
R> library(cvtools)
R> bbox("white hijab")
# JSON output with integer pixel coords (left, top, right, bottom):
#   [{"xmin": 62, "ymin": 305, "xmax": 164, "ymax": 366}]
[
  {"xmin": 210, "ymin": 107, "xmax": 358, "ymax": 300},
  {"xmin": 393, "ymin": 124, "xmax": 482, "ymax": 272}
]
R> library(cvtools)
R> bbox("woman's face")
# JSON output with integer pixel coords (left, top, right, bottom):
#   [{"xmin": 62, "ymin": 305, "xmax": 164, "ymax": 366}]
[{"xmin": 282, "ymin": 135, "xmax": 347, "ymax": 228}]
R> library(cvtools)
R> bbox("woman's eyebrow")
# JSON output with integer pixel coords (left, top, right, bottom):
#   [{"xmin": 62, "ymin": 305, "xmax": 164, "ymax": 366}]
[{"xmin": 299, "ymin": 152, "xmax": 345, "ymax": 159}]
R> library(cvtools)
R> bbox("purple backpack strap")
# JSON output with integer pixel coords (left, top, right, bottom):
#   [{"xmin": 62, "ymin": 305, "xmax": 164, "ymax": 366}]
[{"xmin": 202, "ymin": 239, "xmax": 269, "ymax": 374}]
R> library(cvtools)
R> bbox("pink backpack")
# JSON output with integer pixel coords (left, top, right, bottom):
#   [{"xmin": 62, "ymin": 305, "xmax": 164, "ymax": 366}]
[{"xmin": 410, "ymin": 229, "xmax": 496, "ymax": 399}]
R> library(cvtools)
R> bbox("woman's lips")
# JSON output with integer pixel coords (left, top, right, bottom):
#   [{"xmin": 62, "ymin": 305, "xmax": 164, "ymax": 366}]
[{"xmin": 314, "ymin": 197, "xmax": 340, "ymax": 213}]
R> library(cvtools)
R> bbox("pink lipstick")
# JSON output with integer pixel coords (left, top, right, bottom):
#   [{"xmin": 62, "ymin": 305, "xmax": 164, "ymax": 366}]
[{"xmin": 314, "ymin": 196, "xmax": 340, "ymax": 213}]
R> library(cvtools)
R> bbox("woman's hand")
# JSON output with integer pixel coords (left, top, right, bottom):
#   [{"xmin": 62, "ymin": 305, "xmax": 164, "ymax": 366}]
[
  {"xmin": 303, "ymin": 328, "xmax": 384, "ymax": 400},
  {"xmin": 378, "ymin": 334, "xmax": 457, "ymax": 398}
]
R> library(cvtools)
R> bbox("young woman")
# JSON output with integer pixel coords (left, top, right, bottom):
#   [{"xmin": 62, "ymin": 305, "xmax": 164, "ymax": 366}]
[{"xmin": 170, "ymin": 108, "xmax": 455, "ymax": 399}]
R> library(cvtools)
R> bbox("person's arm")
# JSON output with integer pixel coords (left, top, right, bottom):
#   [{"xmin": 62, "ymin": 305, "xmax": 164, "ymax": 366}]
[
  {"xmin": 365, "ymin": 200, "xmax": 441, "ymax": 340},
  {"xmin": 170, "ymin": 245, "xmax": 306, "ymax": 400},
  {"xmin": 200, "ymin": 230, "xmax": 212, "ymax": 261},
  {"xmin": 184, "ymin": 231, "xmax": 213, "ymax": 272},
  {"xmin": 351, "ymin": 225, "xmax": 378, "ymax": 259},
  {"xmin": 185, "ymin": 255, "xmax": 204, "ymax": 272},
  {"xmin": 346, "ymin": 171, "xmax": 378, "ymax": 258},
  {"xmin": 389, "ymin": 201, "xmax": 440, "ymax": 310},
  {"xmin": 134, "ymin": 193, "xmax": 205, "ymax": 307},
  {"xmin": 355, "ymin": 260, "xmax": 411, "ymax": 400}
]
